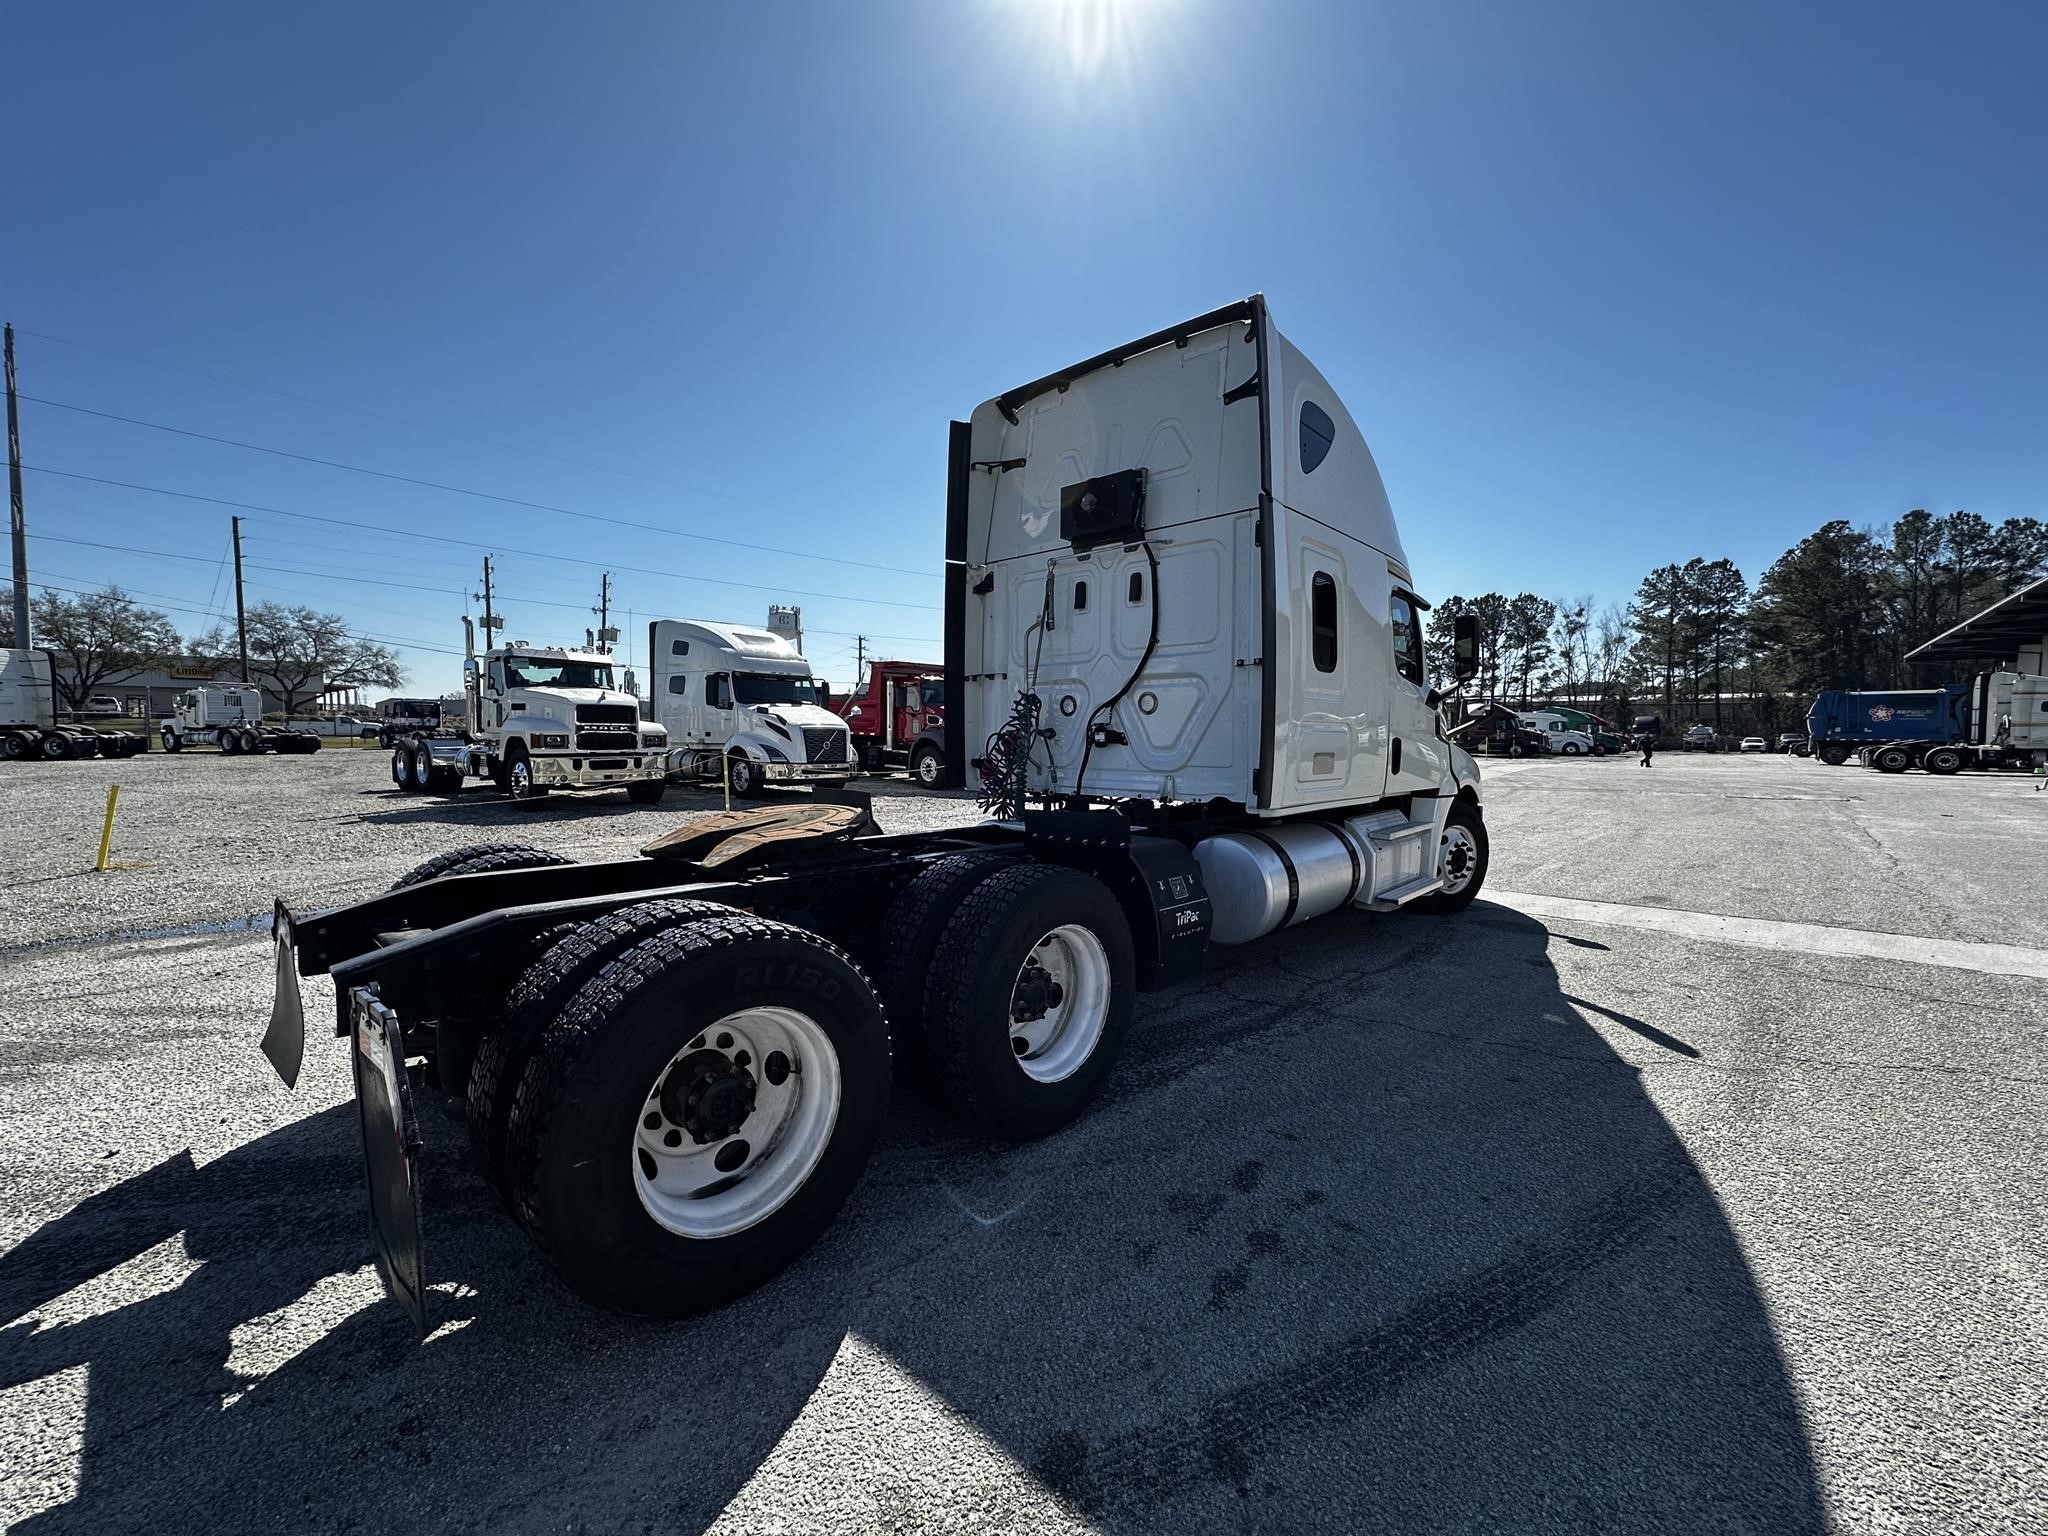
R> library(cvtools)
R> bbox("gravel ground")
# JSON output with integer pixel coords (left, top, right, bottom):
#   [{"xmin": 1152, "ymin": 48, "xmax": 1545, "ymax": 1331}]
[{"xmin": 0, "ymin": 750, "xmax": 2043, "ymax": 1535}]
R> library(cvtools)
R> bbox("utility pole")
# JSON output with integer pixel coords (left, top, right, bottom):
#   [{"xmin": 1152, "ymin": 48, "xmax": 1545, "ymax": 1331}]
[
  {"xmin": 593, "ymin": 572, "xmax": 614, "ymax": 652},
  {"xmin": 6, "ymin": 325, "xmax": 30, "ymax": 650},
  {"xmin": 476, "ymin": 556, "xmax": 498, "ymax": 641},
  {"xmin": 855, "ymin": 634, "xmax": 866, "ymax": 689},
  {"xmin": 231, "ymin": 515, "xmax": 251, "ymax": 683}
]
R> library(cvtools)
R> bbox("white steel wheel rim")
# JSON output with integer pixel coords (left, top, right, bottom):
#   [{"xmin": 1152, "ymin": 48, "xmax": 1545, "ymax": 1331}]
[
  {"xmin": 916, "ymin": 753, "xmax": 938, "ymax": 784},
  {"xmin": 631, "ymin": 1006, "xmax": 842, "ymax": 1240},
  {"xmin": 1008, "ymin": 924, "xmax": 1111, "ymax": 1084},
  {"xmin": 510, "ymin": 757, "xmax": 531, "ymax": 794},
  {"xmin": 731, "ymin": 758, "xmax": 753, "ymax": 791},
  {"xmin": 1441, "ymin": 824, "xmax": 1480, "ymax": 894}
]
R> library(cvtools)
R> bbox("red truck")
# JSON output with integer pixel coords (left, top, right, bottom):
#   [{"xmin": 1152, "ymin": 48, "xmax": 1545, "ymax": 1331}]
[{"xmin": 830, "ymin": 660, "xmax": 948, "ymax": 785}]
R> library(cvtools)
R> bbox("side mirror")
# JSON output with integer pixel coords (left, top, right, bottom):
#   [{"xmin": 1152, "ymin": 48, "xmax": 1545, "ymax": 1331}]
[
  {"xmin": 848, "ymin": 705, "xmax": 863, "ymax": 718},
  {"xmin": 1453, "ymin": 614, "xmax": 1480, "ymax": 682},
  {"xmin": 1424, "ymin": 686, "xmax": 1445, "ymax": 711}
]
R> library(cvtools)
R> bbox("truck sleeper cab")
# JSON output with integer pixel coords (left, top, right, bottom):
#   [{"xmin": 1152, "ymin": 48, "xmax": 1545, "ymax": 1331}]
[
  {"xmin": 260, "ymin": 297, "xmax": 1488, "ymax": 1331},
  {"xmin": 650, "ymin": 619, "xmax": 856, "ymax": 796}
]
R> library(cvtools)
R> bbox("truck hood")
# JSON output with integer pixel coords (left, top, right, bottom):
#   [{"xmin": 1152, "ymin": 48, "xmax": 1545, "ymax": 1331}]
[{"xmin": 745, "ymin": 703, "xmax": 848, "ymax": 734}]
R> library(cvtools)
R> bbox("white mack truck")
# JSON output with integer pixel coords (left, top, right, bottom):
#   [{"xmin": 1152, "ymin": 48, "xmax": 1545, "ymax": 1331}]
[
  {"xmin": 387, "ymin": 627, "xmax": 668, "ymax": 803},
  {"xmin": 159, "ymin": 685, "xmax": 322, "ymax": 754},
  {"xmin": 260, "ymin": 298, "xmax": 1486, "ymax": 1331},
  {"xmin": 648, "ymin": 618, "xmax": 857, "ymax": 795}
]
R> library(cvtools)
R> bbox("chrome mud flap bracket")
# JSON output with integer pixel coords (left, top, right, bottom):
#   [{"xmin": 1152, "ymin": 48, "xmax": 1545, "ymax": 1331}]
[{"xmin": 350, "ymin": 985, "xmax": 430, "ymax": 1337}]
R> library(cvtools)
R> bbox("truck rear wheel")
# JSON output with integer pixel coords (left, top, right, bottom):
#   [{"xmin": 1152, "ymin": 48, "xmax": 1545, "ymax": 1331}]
[
  {"xmin": 1416, "ymin": 799, "xmax": 1490, "ymax": 914},
  {"xmin": 874, "ymin": 850, "xmax": 1016, "ymax": 1064},
  {"xmin": 240, "ymin": 729, "xmax": 263, "ymax": 754},
  {"xmin": 391, "ymin": 742, "xmax": 418, "ymax": 789},
  {"xmin": 1872, "ymin": 745, "xmax": 1911, "ymax": 773},
  {"xmin": 469, "ymin": 898, "xmax": 734, "ymax": 1207},
  {"xmin": 40, "ymin": 733, "xmax": 71, "ymax": 760},
  {"xmin": 1817, "ymin": 746, "xmax": 1850, "ymax": 766},
  {"xmin": 911, "ymin": 742, "xmax": 943, "ymax": 787},
  {"xmin": 1922, "ymin": 746, "xmax": 1964, "ymax": 776},
  {"xmin": 504, "ymin": 915, "xmax": 889, "ymax": 1315},
  {"xmin": 391, "ymin": 842, "xmax": 574, "ymax": 891},
  {"xmin": 922, "ymin": 863, "xmax": 1135, "ymax": 1140},
  {"xmin": 220, "ymin": 730, "xmax": 241, "ymax": 756},
  {"xmin": 1, "ymin": 732, "xmax": 26, "ymax": 759}
]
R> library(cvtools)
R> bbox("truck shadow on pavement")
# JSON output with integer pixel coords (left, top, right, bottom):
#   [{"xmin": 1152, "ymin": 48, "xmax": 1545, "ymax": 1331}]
[{"xmin": 0, "ymin": 904, "xmax": 1824, "ymax": 1535}]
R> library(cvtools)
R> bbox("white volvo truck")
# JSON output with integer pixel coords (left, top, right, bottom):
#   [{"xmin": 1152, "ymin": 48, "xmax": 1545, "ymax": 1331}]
[
  {"xmin": 388, "ymin": 628, "xmax": 668, "ymax": 802},
  {"xmin": 260, "ymin": 297, "xmax": 1485, "ymax": 1331},
  {"xmin": 649, "ymin": 618, "xmax": 857, "ymax": 795}
]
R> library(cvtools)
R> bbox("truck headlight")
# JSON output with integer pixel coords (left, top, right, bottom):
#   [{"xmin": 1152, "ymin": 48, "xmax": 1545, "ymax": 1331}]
[
  {"xmin": 537, "ymin": 733, "xmax": 569, "ymax": 749},
  {"xmin": 762, "ymin": 743, "xmax": 788, "ymax": 763},
  {"xmin": 641, "ymin": 733, "xmax": 664, "ymax": 748}
]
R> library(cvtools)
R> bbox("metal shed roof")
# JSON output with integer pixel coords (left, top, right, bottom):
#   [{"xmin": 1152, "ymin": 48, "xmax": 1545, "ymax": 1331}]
[{"xmin": 1905, "ymin": 576, "xmax": 2048, "ymax": 664}]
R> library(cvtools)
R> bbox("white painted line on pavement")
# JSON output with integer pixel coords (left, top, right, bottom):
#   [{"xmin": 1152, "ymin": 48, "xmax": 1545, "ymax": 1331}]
[{"xmin": 1488, "ymin": 890, "xmax": 2048, "ymax": 982}]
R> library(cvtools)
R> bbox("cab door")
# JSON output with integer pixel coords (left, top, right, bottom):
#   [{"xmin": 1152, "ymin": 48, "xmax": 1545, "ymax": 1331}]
[{"xmin": 1385, "ymin": 589, "xmax": 1448, "ymax": 797}]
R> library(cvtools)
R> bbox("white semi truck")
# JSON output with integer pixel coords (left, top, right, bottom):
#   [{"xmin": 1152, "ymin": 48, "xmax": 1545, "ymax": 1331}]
[
  {"xmin": 0, "ymin": 649, "xmax": 149, "ymax": 759},
  {"xmin": 261, "ymin": 297, "xmax": 1486, "ymax": 1330},
  {"xmin": 387, "ymin": 628, "xmax": 669, "ymax": 802},
  {"xmin": 159, "ymin": 686, "xmax": 322, "ymax": 754},
  {"xmin": 648, "ymin": 618, "xmax": 857, "ymax": 795}
]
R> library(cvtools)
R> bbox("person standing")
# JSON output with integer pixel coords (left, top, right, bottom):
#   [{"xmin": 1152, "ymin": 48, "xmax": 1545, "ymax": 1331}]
[{"xmin": 1638, "ymin": 730, "xmax": 1655, "ymax": 767}]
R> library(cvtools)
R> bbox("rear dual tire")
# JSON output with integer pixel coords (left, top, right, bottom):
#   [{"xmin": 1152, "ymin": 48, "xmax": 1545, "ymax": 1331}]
[{"xmin": 503, "ymin": 914, "xmax": 890, "ymax": 1315}]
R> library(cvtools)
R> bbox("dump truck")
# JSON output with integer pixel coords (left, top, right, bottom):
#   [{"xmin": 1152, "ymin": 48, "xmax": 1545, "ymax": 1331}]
[
  {"xmin": 262, "ymin": 297, "xmax": 1488, "ymax": 1330},
  {"xmin": 159, "ymin": 686, "xmax": 322, "ymax": 754},
  {"xmin": 832, "ymin": 659, "xmax": 947, "ymax": 782},
  {"xmin": 387, "ymin": 629, "xmax": 668, "ymax": 802},
  {"xmin": 0, "ymin": 648, "xmax": 149, "ymax": 759}
]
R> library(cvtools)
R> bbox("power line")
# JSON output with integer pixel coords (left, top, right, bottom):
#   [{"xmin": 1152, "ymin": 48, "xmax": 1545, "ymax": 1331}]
[
  {"xmin": 20, "ymin": 464, "xmax": 943, "ymax": 612},
  {"xmin": 15, "ymin": 325, "xmax": 838, "ymax": 511},
  {"xmin": 17, "ymin": 392, "xmax": 935, "ymax": 579}
]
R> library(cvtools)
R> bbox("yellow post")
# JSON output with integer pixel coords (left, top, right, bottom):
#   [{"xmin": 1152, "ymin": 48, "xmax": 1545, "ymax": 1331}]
[{"xmin": 96, "ymin": 784, "xmax": 120, "ymax": 873}]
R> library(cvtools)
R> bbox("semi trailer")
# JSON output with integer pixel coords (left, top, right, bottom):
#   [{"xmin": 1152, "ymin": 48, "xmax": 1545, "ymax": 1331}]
[
  {"xmin": 261, "ymin": 297, "xmax": 1489, "ymax": 1330},
  {"xmin": 0, "ymin": 648, "xmax": 149, "ymax": 759},
  {"xmin": 388, "ymin": 629, "xmax": 669, "ymax": 802},
  {"xmin": 649, "ymin": 619, "xmax": 856, "ymax": 795},
  {"xmin": 159, "ymin": 686, "xmax": 322, "ymax": 754},
  {"xmin": 1806, "ymin": 676, "xmax": 2045, "ymax": 773},
  {"xmin": 832, "ymin": 659, "xmax": 947, "ymax": 782}
]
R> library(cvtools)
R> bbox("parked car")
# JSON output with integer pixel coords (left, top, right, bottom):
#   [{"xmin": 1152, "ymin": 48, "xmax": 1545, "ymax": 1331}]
[
  {"xmin": 1680, "ymin": 725, "xmax": 1720, "ymax": 752},
  {"xmin": 1740, "ymin": 736, "xmax": 1767, "ymax": 753},
  {"xmin": 1776, "ymin": 733, "xmax": 1806, "ymax": 754},
  {"xmin": 82, "ymin": 695, "xmax": 124, "ymax": 716}
]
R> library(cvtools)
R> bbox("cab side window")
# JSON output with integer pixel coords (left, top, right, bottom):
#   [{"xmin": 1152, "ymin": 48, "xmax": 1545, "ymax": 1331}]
[
  {"xmin": 1310, "ymin": 573, "xmax": 1338, "ymax": 673},
  {"xmin": 487, "ymin": 660, "xmax": 505, "ymax": 694},
  {"xmin": 1390, "ymin": 594, "xmax": 1424, "ymax": 685}
]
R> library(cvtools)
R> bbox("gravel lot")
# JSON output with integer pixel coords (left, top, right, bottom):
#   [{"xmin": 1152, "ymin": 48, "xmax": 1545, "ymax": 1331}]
[{"xmin": 1, "ymin": 749, "xmax": 2043, "ymax": 1534}]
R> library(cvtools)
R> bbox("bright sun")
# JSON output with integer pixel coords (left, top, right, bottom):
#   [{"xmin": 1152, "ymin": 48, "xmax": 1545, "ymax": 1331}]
[{"xmin": 1022, "ymin": 0, "xmax": 1164, "ymax": 79}]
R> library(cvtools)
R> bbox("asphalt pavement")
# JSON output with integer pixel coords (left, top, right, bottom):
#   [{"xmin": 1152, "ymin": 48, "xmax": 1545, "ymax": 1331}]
[{"xmin": 0, "ymin": 748, "xmax": 2042, "ymax": 1534}]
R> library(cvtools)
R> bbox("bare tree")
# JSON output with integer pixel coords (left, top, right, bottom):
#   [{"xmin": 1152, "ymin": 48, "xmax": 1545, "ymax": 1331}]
[
  {"xmin": 197, "ymin": 603, "xmax": 402, "ymax": 716},
  {"xmin": 30, "ymin": 587, "xmax": 182, "ymax": 712}
]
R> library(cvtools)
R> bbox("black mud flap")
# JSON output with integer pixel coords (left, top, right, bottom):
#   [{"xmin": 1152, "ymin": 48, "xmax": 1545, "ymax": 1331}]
[
  {"xmin": 350, "ymin": 986, "xmax": 429, "ymax": 1337},
  {"xmin": 261, "ymin": 899, "xmax": 305, "ymax": 1089}
]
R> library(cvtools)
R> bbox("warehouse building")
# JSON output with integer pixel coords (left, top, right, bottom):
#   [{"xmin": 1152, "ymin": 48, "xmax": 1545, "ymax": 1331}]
[{"xmin": 1907, "ymin": 575, "xmax": 2048, "ymax": 673}]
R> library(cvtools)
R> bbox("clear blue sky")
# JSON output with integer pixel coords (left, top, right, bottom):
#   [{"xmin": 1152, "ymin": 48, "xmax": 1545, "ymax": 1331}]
[{"xmin": 6, "ymin": 0, "xmax": 2043, "ymax": 694}]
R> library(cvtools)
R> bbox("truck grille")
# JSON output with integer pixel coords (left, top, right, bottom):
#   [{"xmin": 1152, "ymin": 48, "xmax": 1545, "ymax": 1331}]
[
  {"xmin": 576, "ymin": 704, "xmax": 639, "ymax": 725},
  {"xmin": 576, "ymin": 725, "xmax": 636, "ymax": 750},
  {"xmin": 802, "ymin": 726, "xmax": 848, "ymax": 764}
]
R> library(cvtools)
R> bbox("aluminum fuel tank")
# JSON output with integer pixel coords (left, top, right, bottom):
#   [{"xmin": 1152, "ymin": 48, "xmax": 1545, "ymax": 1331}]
[{"xmin": 1193, "ymin": 821, "xmax": 1370, "ymax": 945}]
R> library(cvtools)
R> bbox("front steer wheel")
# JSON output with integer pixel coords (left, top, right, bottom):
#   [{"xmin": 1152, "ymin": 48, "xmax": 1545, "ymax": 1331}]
[
  {"xmin": 502, "ymin": 915, "xmax": 890, "ymax": 1315},
  {"xmin": 922, "ymin": 864, "xmax": 1135, "ymax": 1140},
  {"xmin": 1416, "ymin": 799, "xmax": 1489, "ymax": 914}
]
